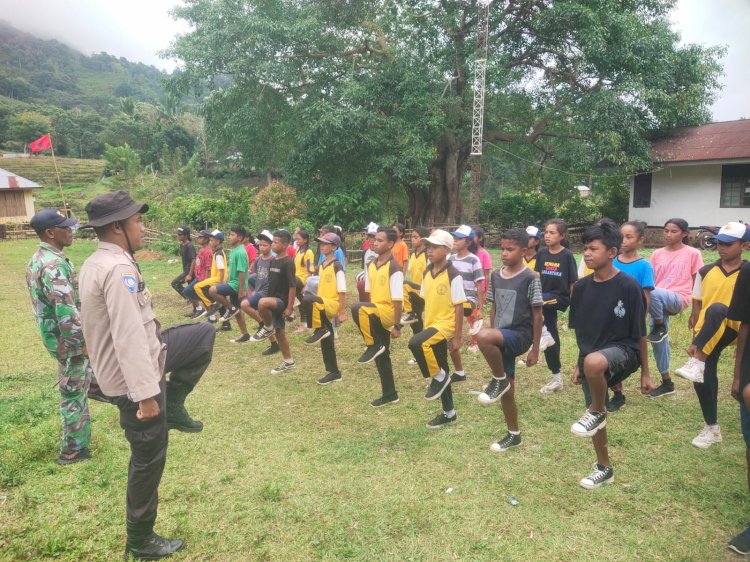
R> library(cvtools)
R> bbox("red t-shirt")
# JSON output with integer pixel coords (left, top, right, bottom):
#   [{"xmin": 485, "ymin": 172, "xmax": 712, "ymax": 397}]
[
  {"xmin": 286, "ymin": 245, "xmax": 296, "ymax": 258},
  {"xmin": 195, "ymin": 246, "xmax": 214, "ymax": 281},
  {"xmin": 245, "ymin": 243, "xmax": 257, "ymax": 263}
]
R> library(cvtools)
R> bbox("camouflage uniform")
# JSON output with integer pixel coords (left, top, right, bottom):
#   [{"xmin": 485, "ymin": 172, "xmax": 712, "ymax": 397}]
[{"xmin": 27, "ymin": 242, "xmax": 94, "ymax": 456}]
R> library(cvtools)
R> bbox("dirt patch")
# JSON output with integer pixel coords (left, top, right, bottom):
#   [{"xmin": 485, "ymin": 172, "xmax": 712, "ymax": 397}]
[{"xmin": 135, "ymin": 250, "xmax": 167, "ymax": 261}]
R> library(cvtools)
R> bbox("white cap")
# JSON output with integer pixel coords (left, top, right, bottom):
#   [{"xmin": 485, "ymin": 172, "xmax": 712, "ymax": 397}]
[
  {"xmin": 423, "ymin": 229, "xmax": 454, "ymax": 249},
  {"xmin": 526, "ymin": 225, "xmax": 541, "ymax": 238},
  {"xmin": 365, "ymin": 221, "xmax": 379, "ymax": 235},
  {"xmin": 451, "ymin": 224, "xmax": 473, "ymax": 239},
  {"xmin": 716, "ymin": 222, "xmax": 750, "ymax": 243},
  {"xmin": 258, "ymin": 229, "xmax": 274, "ymax": 242}
]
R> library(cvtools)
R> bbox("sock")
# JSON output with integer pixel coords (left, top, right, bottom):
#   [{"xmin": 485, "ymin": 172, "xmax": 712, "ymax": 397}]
[
  {"xmin": 541, "ymin": 325, "xmax": 550, "ymax": 336},
  {"xmin": 434, "ymin": 370, "xmax": 446, "ymax": 382},
  {"xmin": 264, "ymin": 324, "xmax": 273, "ymax": 330},
  {"xmin": 455, "ymin": 370, "xmax": 465, "ymax": 377},
  {"xmin": 493, "ymin": 374, "xmax": 506, "ymax": 380},
  {"xmin": 709, "ymin": 423, "xmax": 719, "ymax": 431},
  {"xmin": 509, "ymin": 429, "xmax": 520, "ymax": 436},
  {"xmin": 552, "ymin": 373, "xmax": 561, "ymax": 383},
  {"xmin": 443, "ymin": 409, "xmax": 456, "ymax": 418},
  {"xmin": 284, "ymin": 358, "xmax": 295, "ymax": 365}
]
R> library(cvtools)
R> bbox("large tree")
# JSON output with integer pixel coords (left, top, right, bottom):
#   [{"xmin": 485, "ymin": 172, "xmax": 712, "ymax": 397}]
[{"xmin": 168, "ymin": 0, "xmax": 721, "ymax": 225}]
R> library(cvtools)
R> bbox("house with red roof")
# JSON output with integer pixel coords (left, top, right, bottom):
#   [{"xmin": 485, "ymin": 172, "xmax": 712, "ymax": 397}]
[
  {"xmin": 0, "ymin": 166, "xmax": 39, "ymax": 222},
  {"xmin": 630, "ymin": 119, "xmax": 750, "ymax": 228}
]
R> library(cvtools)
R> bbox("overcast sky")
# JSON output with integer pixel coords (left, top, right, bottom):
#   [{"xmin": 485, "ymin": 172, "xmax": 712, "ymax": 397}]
[{"xmin": 0, "ymin": 0, "xmax": 747, "ymax": 121}]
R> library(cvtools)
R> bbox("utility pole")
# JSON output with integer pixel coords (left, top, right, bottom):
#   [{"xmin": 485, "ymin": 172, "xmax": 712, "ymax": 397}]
[{"xmin": 467, "ymin": 0, "xmax": 490, "ymax": 222}]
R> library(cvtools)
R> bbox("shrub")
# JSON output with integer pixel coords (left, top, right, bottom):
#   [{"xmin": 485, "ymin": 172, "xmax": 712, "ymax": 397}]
[
  {"xmin": 479, "ymin": 190, "xmax": 555, "ymax": 229},
  {"xmin": 251, "ymin": 181, "xmax": 307, "ymax": 230}
]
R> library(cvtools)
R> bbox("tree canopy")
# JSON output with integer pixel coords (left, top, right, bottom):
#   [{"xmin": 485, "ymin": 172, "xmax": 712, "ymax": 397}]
[{"xmin": 169, "ymin": 0, "xmax": 722, "ymax": 225}]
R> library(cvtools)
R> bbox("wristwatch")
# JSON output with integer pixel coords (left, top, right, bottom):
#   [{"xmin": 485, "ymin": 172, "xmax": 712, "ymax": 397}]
[{"xmin": 394, "ymin": 323, "xmax": 403, "ymax": 330}]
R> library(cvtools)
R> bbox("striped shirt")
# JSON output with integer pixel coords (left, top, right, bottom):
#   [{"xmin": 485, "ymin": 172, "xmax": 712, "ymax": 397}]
[{"xmin": 449, "ymin": 252, "xmax": 484, "ymax": 304}]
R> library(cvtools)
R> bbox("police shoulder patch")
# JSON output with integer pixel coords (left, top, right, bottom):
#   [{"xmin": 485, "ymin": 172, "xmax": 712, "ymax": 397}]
[{"xmin": 122, "ymin": 273, "xmax": 138, "ymax": 293}]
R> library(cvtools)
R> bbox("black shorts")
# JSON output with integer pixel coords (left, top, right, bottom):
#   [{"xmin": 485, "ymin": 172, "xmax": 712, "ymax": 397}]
[{"xmin": 578, "ymin": 345, "xmax": 640, "ymax": 388}]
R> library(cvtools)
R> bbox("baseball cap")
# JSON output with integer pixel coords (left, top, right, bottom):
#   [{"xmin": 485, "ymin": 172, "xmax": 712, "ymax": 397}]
[
  {"xmin": 423, "ymin": 229, "xmax": 454, "ymax": 249},
  {"xmin": 81, "ymin": 190, "xmax": 148, "ymax": 228},
  {"xmin": 258, "ymin": 229, "xmax": 273, "ymax": 243},
  {"xmin": 177, "ymin": 225, "xmax": 191, "ymax": 237},
  {"xmin": 209, "ymin": 229, "xmax": 224, "ymax": 242},
  {"xmin": 365, "ymin": 221, "xmax": 379, "ymax": 235},
  {"xmin": 197, "ymin": 230, "xmax": 211, "ymax": 238},
  {"xmin": 30, "ymin": 208, "xmax": 78, "ymax": 233},
  {"xmin": 714, "ymin": 222, "xmax": 750, "ymax": 243},
  {"xmin": 526, "ymin": 225, "xmax": 541, "ymax": 239},
  {"xmin": 451, "ymin": 224, "xmax": 473, "ymax": 239},
  {"xmin": 316, "ymin": 232, "xmax": 342, "ymax": 247}
]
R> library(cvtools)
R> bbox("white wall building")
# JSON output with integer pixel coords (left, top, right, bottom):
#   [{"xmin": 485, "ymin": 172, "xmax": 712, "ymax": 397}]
[{"xmin": 629, "ymin": 120, "xmax": 750, "ymax": 228}]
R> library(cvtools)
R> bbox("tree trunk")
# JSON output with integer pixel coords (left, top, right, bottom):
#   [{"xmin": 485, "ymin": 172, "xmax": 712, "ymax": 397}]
[{"xmin": 407, "ymin": 133, "xmax": 468, "ymax": 226}]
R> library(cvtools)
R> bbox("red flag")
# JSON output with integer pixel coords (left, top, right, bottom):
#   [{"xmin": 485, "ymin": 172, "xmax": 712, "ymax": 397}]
[{"xmin": 29, "ymin": 134, "xmax": 52, "ymax": 153}]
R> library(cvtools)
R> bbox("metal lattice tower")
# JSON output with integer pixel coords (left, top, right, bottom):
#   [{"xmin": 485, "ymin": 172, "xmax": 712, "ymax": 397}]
[{"xmin": 468, "ymin": 0, "xmax": 490, "ymax": 221}]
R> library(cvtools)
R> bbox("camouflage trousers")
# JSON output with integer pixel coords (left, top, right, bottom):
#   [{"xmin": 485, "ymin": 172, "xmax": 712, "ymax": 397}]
[{"xmin": 57, "ymin": 356, "xmax": 94, "ymax": 455}]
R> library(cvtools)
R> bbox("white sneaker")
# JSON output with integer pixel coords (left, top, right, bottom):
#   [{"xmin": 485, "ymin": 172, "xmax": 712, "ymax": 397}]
[
  {"xmin": 540, "ymin": 379, "xmax": 563, "ymax": 394},
  {"xmin": 691, "ymin": 425, "xmax": 722, "ymax": 449},
  {"xmin": 407, "ymin": 358, "xmax": 417, "ymax": 365},
  {"xmin": 539, "ymin": 332, "xmax": 555, "ymax": 352},
  {"xmin": 675, "ymin": 357, "xmax": 705, "ymax": 384},
  {"xmin": 469, "ymin": 319, "xmax": 484, "ymax": 336},
  {"xmin": 517, "ymin": 359, "xmax": 526, "ymax": 367}
]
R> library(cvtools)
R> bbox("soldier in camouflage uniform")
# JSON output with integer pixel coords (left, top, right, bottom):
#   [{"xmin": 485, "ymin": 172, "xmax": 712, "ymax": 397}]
[{"xmin": 26, "ymin": 209, "xmax": 102, "ymax": 465}]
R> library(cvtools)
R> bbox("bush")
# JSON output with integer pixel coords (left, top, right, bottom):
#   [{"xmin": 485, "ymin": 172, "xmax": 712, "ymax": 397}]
[
  {"xmin": 251, "ymin": 181, "xmax": 307, "ymax": 231},
  {"xmin": 556, "ymin": 193, "xmax": 602, "ymax": 225},
  {"xmin": 479, "ymin": 190, "xmax": 555, "ymax": 229}
]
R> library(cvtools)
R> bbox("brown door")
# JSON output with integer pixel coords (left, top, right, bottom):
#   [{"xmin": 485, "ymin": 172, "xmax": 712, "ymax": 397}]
[{"xmin": 0, "ymin": 191, "xmax": 26, "ymax": 218}]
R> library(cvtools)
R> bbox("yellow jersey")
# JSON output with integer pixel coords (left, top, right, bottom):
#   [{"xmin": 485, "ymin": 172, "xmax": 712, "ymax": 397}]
[
  {"xmin": 294, "ymin": 247, "xmax": 315, "ymax": 284},
  {"xmin": 693, "ymin": 260, "xmax": 744, "ymax": 334},
  {"xmin": 365, "ymin": 256, "xmax": 404, "ymax": 307},
  {"xmin": 409, "ymin": 249, "xmax": 428, "ymax": 286},
  {"xmin": 421, "ymin": 263, "xmax": 467, "ymax": 338},
  {"xmin": 318, "ymin": 258, "xmax": 346, "ymax": 301}
]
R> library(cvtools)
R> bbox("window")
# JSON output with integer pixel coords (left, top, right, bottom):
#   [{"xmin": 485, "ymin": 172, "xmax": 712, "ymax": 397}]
[
  {"xmin": 633, "ymin": 173, "xmax": 652, "ymax": 208},
  {"xmin": 721, "ymin": 164, "xmax": 750, "ymax": 208}
]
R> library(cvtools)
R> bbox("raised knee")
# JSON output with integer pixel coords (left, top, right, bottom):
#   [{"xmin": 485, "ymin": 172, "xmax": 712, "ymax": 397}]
[{"xmin": 583, "ymin": 352, "xmax": 608, "ymax": 374}]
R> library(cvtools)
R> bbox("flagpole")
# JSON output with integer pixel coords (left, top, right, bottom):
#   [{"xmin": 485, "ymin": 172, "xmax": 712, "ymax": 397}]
[{"xmin": 48, "ymin": 137, "xmax": 69, "ymax": 217}]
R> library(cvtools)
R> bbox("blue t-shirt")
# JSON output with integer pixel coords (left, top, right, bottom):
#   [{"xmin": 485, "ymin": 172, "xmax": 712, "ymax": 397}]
[
  {"xmin": 614, "ymin": 256, "xmax": 655, "ymax": 290},
  {"xmin": 318, "ymin": 247, "xmax": 346, "ymax": 270}
]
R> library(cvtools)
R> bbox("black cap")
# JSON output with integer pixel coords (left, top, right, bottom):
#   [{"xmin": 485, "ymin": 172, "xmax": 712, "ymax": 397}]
[
  {"xmin": 197, "ymin": 230, "xmax": 211, "ymax": 238},
  {"xmin": 177, "ymin": 225, "xmax": 191, "ymax": 237},
  {"xmin": 81, "ymin": 190, "xmax": 149, "ymax": 228},
  {"xmin": 30, "ymin": 208, "xmax": 78, "ymax": 233}
]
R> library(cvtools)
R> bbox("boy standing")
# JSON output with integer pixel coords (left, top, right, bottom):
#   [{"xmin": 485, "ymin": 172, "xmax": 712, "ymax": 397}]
[
  {"xmin": 352, "ymin": 227, "xmax": 404, "ymax": 407},
  {"xmin": 407, "ymin": 229, "xmax": 466, "ymax": 428},
  {"xmin": 184, "ymin": 230, "xmax": 212, "ymax": 317},
  {"xmin": 674, "ymin": 222, "xmax": 748, "ymax": 448},
  {"xmin": 239, "ymin": 230, "xmax": 279, "ymax": 353},
  {"xmin": 476, "ymin": 228, "xmax": 543, "ymax": 452},
  {"xmin": 249, "ymin": 230, "xmax": 297, "ymax": 374},
  {"xmin": 568, "ymin": 220, "xmax": 654, "ymax": 489},
  {"xmin": 302, "ymin": 232, "xmax": 348, "ymax": 384},
  {"xmin": 209, "ymin": 226, "xmax": 250, "ymax": 340},
  {"xmin": 170, "ymin": 226, "xmax": 196, "ymax": 303},
  {"xmin": 727, "ymin": 253, "xmax": 750, "ymax": 554}
]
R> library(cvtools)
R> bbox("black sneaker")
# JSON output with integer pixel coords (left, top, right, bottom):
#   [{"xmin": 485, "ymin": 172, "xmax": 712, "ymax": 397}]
[
  {"xmin": 424, "ymin": 376, "xmax": 451, "ymax": 401},
  {"xmin": 358, "ymin": 344, "xmax": 385, "ymax": 364},
  {"xmin": 262, "ymin": 342, "xmax": 281, "ymax": 356},
  {"xmin": 728, "ymin": 525, "xmax": 750, "ymax": 555},
  {"xmin": 401, "ymin": 312, "xmax": 419, "ymax": 325},
  {"xmin": 579, "ymin": 463, "xmax": 614, "ymax": 489},
  {"xmin": 57, "ymin": 447, "xmax": 91, "ymax": 465},
  {"xmin": 189, "ymin": 308, "xmax": 205, "ymax": 320},
  {"xmin": 571, "ymin": 409, "xmax": 607, "ymax": 437},
  {"xmin": 216, "ymin": 321, "xmax": 232, "ymax": 332},
  {"xmin": 477, "ymin": 376, "xmax": 510, "ymax": 405},
  {"xmin": 250, "ymin": 325, "xmax": 275, "ymax": 342},
  {"xmin": 426, "ymin": 413, "xmax": 457, "ymax": 429},
  {"xmin": 647, "ymin": 324, "xmax": 668, "ymax": 343},
  {"xmin": 371, "ymin": 394, "xmax": 399, "ymax": 408},
  {"xmin": 648, "ymin": 380, "xmax": 675, "ymax": 399},
  {"xmin": 270, "ymin": 360, "xmax": 296, "ymax": 375},
  {"xmin": 606, "ymin": 392, "xmax": 626, "ymax": 413},
  {"xmin": 490, "ymin": 432, "xmax": 522, "ymax": 452},
  {"xmin": 305, "ymin": 327, "xmax": 331, "ymax": 345},
  {"xmin": 231, "ymin": 333, "xmax": 251, "ymax": 343},
  {"xmin": 124, "ymin": 532, "xmax": 185, "ymax": 560},
  {"xmin": 317, "ymin": 372, "xmax": 342, "ymax": 385},
  {"xmin": 221, "ymin": 306, "xmax": 241, "ymax": 321},
  {"xmin": 450, "ymin": 372, "xmax": 466, "ymax": 383}
]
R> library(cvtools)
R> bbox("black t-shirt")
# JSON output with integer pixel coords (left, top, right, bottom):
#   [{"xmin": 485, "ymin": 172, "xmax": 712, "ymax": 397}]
[
  {"xmin": 267, "ymin": 255, "xmax": 296, "ymax": 304},
  {"xmin": 179, "ymin": 242, "xmax": 196, "ymax": 274},
  {"xmin": 728, "ymin": 262, "xmax": 750, "ymax": 387},
  {"xmin": 569, "ymin": 271, "xmax": 646, "ymax": 357},
  {"xmin": 534, "ymin": 247, "xmax": 578, "ymax": 307}
]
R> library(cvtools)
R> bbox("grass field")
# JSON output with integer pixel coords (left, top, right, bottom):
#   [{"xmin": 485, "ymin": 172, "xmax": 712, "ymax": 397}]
[{"xmin": 0, "ymin": 239, "xmax": 747, "ymax": 561}]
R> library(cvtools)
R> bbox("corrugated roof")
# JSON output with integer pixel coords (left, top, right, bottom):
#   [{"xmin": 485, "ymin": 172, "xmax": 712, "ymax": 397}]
[
  {"xmin": 0, "ymin": 167, "xmax": 40, "ymax": 189},
  {"xmin": 651, "ymin": 119, "xmax": 750, "ymax": 163}
]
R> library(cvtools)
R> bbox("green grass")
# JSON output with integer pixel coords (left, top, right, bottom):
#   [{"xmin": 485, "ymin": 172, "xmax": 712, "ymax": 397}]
[{"xmin": 0, "ymin": 240, "xmax": 747, "ymax": 561}]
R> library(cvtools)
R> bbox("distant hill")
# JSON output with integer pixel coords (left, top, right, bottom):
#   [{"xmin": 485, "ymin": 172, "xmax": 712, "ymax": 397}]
[{"xmin": 0, "ymin": 20, "xmax": 169, "ymax": 113}]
